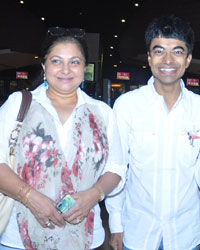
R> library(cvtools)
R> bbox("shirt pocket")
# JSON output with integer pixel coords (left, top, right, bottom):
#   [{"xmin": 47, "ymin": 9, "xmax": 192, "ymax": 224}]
[
  {"xmin": 178, "ymin": 123, "xmax": 200, "ymax": 167},
  {"xmin": 128, "ymin": 122, "xmax": 156, "ymax": 166}
]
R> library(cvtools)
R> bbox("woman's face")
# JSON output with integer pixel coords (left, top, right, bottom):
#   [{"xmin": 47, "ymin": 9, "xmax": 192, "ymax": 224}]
[{"xmin": 42, "ymin": 41, "xmax": 86, "ymax": 95}]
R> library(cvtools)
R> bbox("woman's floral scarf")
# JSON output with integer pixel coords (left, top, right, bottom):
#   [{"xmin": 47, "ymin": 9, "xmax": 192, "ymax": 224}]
[{"xmin": 15, "ymin": 101, "xmax": 109, "ymax": 250}]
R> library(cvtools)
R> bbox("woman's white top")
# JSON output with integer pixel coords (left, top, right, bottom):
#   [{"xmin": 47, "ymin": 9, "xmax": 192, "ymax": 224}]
[{"xmin": 0, "ymin": 84, "xmax": 126, "ymax": 249}]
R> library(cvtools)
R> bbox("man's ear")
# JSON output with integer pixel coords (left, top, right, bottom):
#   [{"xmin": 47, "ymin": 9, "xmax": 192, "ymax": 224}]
[
  {"xmin": 185, "ymin": 54, "xmax": 192, "ymax": 69},
  {"xmin": 147, "ymin": 52, "xmax": 151, "ymax": 67}
]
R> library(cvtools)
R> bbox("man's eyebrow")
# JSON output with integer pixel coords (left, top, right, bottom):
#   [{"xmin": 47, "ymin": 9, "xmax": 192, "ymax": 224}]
[
  {"xmin": 152, "ymin": 45, "xmax": 164, "ymax": 50},
  {"xmin": 172, "ymin": 46, "xmax": 185, "ymax": 51},
  {"xmin": 151, "ymin": 45, "xmax": 185, "ymax": 51}
]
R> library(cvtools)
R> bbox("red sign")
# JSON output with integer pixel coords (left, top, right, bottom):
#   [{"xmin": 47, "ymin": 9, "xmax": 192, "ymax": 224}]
[
  {"xmin": 186, "ymin": 78, "xmax": 199, "ymax": 86},
  {"xmin": 16, "ymin": 72, "xmax": 28, "ymax": 79},
  {"xmin": 117, "ymin": 72, "xmax": 130, "ymax": 80}
]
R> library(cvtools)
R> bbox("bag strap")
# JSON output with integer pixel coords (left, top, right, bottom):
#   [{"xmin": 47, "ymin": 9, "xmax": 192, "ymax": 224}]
[
  {"xmin": 8, "ymin": 90, "xmax": 32, "ymax": 156},
  {"xmin": 17, "ymin": 89, "xmax": 32, "ymax": 122}
]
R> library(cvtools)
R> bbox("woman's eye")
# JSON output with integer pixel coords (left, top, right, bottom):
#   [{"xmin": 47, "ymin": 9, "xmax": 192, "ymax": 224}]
[
  {"xmin": 51, "ymin": 59, "xmax": 61, "ymax": 64},
  {"xmin": 71, "ymin": 60, "xmax": 80, "ymax": 65}
]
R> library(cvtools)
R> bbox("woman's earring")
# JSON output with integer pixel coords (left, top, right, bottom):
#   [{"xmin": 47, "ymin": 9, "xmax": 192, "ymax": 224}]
[
  {"xmin": 43, "ymin": 74, "xmax": 48, "ymax": 87},
  {"xmin": 80, "ymin": 80, "xmax": 85, "ymax": 89}
]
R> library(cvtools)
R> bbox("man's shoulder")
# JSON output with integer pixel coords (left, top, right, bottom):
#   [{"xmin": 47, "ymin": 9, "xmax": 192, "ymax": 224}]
[
  {"xmin": 115, "ymin": 85, "xmax": 148, "ymax": 105},
  {"xmin": 185, "ymin": 87, "xmax": 200, "ymax": 103}
]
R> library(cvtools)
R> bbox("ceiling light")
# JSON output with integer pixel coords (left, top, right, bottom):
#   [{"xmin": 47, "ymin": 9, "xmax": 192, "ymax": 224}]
[
  {"xmin": 134, "ymin": 3, "xmax": 139, "ymax": 7},
  {"xmin": 41, "ymin": 17, "xmax": 45, "ymax": 21},
  {"xmin": 121, "ymin": 19, "xmax": 126, "ymax": 23},
  {"xmin": 112, "ymin": 84, "xmax": 122, "ymax": 87},
  {"xmin": 19, "ymin": 1, "xmax": 24, "ymax": 4}
]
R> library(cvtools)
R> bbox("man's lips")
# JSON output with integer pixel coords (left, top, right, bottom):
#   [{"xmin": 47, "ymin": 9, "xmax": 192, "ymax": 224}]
[{"xmin": 160, "ymin": 68, "xmax": 176, "ymax": 72}]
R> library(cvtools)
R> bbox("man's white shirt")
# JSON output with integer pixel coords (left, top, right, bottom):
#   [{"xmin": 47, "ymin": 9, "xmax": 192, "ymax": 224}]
[{"xmin": 106, "ymin": 76, "xmax": 200, "ymax": 250}]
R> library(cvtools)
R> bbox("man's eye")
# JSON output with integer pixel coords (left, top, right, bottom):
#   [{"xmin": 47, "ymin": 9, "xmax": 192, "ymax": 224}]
[
  {"xmin": 154, "ymin": 49, "xmax": 163, "ymax": 55},
  {"xmin": 174, "ymin": 50, "xmax": 184, "ymax": 55}
]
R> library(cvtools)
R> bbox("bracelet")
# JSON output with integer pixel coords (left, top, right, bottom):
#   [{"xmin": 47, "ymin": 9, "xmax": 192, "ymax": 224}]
[
  {"xmin": 17, "ymin": 184, "xmax": 28, "ymax": 202},
  {"xmin": 93, "ymin": 185, "xmax": 105, "ymax": 202},
  {"xmin": 24, "ymin": 186, "xmax": 33, "ymax": 207}
]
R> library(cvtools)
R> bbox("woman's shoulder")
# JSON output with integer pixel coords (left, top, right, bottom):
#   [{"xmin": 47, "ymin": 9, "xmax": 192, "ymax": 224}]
[
  {"xmin": 0, "ymin": 91, "xmax": 23, "ymax": 131},
  {"xmin": 1, "ymin": 91, "xmax": 22, "ymax": 112},
  {"xmin": 78, "ymin": 89, "xmax": 114, "ymax": 125},
  {"xmin": 79, "ymin": 88, "xmax": 112, "ymax": 111}
]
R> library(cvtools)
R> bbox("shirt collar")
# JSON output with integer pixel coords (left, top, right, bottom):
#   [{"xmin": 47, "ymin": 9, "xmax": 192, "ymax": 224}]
[
  {"xmin": 76, "ymin": 87, "xmax": 87, "ymax": 107},
  {"xmin": 146, "ymin": 76, "xmax": 187, "ymax": 109},
  {"xmin": 32, "ymin": 84, "xmax": 93, "ymax": 110}
]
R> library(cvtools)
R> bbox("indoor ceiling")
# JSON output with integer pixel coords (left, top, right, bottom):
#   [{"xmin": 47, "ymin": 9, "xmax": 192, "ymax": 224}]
[
  {"xmin": 0, "ymin": 49, "xmax": 40, "ymax": 71},
  {"xmin": 0, "ymin": 0, "xmax": 200, "ymax": 75}
]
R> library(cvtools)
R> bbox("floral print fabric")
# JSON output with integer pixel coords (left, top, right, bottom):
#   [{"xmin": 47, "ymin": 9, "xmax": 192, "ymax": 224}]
[{"xmin": 15, "ymin": 102, "xmax": 109, "ymax": 250}]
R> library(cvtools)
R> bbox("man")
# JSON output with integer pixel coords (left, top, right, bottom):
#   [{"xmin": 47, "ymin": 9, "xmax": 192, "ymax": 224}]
[{"xmin": 106, "ymin": 15, "xmax": 200, "ymax": 250}]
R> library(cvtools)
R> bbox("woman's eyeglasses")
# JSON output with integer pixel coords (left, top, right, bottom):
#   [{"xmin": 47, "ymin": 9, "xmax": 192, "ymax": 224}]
[{"xmin": 47, "ymin": 27, "xmax": 85, "ymax": 38}]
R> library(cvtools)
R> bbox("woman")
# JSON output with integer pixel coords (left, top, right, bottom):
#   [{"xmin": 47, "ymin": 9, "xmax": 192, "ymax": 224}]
[{"xmin": 0, "ymin": 27, "xmax": 125, "ymax": 250}]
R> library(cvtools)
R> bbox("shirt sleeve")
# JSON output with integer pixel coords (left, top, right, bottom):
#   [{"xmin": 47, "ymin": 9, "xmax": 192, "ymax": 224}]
[
  {"xmin": 101, "ymin": 106, "xmax": 127, "ymax": 196},
  {"xmin": 104, "ymin": 96, "xmax": 130, "ymax": 234},
  {"xmin": 105, "ymin": 185, "xmax": 126, "ymax": 233},
  {"xmin": 0, "ymin": 92, "xmax": 22, "ymax": 164},
  {"xmin": 194, "ymin": 156, "xmax": 200, "ymax": 187},
  {"xmin": 113, "ymin": 96, "xmax": 131, "ymax": 167}
]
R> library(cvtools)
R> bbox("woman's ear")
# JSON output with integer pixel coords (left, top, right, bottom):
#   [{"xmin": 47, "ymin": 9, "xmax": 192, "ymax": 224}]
[{"xmin": 41, "ymin": 63, "xmax": 45, "ymax": 72}]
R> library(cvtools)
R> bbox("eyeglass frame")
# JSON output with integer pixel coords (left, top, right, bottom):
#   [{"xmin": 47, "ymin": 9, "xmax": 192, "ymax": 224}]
[{"xmin": 47, "ymin": 27, "xmax": 86, "ymax": 38}]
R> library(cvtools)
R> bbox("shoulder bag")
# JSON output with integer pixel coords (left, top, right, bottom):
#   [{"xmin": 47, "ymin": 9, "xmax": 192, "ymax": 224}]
[{"xmin": 0, "ymin": 89, "xmax": 32, "ymax": 235}]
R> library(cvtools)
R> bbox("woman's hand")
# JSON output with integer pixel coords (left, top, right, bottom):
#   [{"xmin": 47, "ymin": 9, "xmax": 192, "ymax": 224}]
[
  {"xmin": 27, "ymin": 189, "xmax": 66, "ymax": 229},
  {"xmin": 63, "ymin": 172, "xmax": 121, "ymax": 225},
  {"xmin": 63, "ymin": 188, "xmax": 99, "ymax": 224}
]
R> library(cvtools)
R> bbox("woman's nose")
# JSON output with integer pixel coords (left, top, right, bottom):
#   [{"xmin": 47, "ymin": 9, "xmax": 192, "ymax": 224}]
[{"xmin": 62, "ymin": 63, "xmax": 70, "ymax": 73}]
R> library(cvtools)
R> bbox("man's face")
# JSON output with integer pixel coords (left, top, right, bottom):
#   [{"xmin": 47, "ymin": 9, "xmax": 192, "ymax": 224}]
[{"xmin": 147, "ymin": 37, "xmax": 192, "ymax": 87}]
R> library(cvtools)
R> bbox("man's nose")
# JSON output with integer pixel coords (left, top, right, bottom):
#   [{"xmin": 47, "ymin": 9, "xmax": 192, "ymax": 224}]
[{"xmin": 162, "ymin": 51, "xmax": 174, "ymax": 64}]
